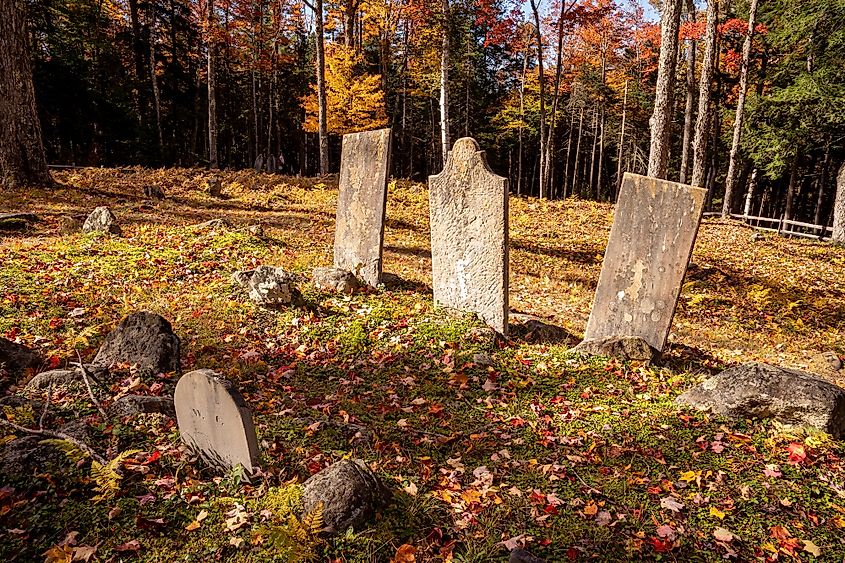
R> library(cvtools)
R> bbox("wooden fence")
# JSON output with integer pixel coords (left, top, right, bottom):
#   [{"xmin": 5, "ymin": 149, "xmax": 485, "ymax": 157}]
[{"xmin": 702, "ymin": 211, "xmax": 833, "ymax": 241}]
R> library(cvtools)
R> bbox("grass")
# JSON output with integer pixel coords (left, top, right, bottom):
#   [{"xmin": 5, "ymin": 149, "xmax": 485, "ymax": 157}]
[{"xmin": 0, "ymin": 167, "xmax": 844, "ymax": 561}]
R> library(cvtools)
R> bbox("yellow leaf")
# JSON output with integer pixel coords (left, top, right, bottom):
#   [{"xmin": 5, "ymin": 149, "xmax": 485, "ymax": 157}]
[
  {"xmin": 679, "ymin": 470, "xmax": 697, "ymax": 482},
  {"xmin": 802, "ymin": 540, "xmax": 821, "ymax": 557},
  {"xmin": 185, "ymin": 520, "xmax": 201, "ymax": 531},
  {"xmin": 583, "ymin": 502, "xmax": 598, "ymax": 516},
  {"xmin": 709, "ymin": 506, "xmax": 726, "ymax": 520}
]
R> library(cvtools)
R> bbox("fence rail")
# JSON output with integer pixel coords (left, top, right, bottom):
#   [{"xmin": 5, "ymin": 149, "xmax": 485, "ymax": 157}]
[{"xmin": 701, "ymin": 212, "xmax": 833, "ymax": 241}]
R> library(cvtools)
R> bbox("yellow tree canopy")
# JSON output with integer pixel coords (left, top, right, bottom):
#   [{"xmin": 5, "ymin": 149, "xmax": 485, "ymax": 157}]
[{"xmin": 303, "ymin": 44, "xmax": 388, "ymax": 135}]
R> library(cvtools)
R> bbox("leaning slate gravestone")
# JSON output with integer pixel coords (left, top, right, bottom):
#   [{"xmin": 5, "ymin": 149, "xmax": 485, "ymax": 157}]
[
  {"xmin": 93, "ymin": 311, "xmax": 181, "ymax": 374},
  {"xmin": 582, "ymin": 172, "xmax": 706, "ymax": 352},
  {"xmin": 429, "ymin": 137, "xmax": 509, "ymax": 335},
  {"xmin": 174, "ymin": 369, "xmax": 259, "ymax": 473},
  {"xmin": 333, "ymin": 127, "xmax": 391, "ymax": 287}
]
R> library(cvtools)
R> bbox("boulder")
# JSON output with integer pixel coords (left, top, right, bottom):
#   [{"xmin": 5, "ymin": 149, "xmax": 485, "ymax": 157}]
[
  {"xmin": 82, "ymin": 206, "xmax": 121, "ymax": 235},
  {"xmin": 93, "ymin": 312, "xmax": 181, "ymax": 374},
  {"xmin": 511, "ymin": 314, "xmax": 571, "ymax": 344},
  {"xmin": 0, "ymin": 338, "xmax": 42, "ymax": 373},
  {"xmin": 193, "ymin": 218, "xmax": 230, "ymax": 231},
  {"xmin": 312, "ymin": 267, "xmax": 362, "ymax": 294},
  {"xmin": 110, "ymin": 395, "xmax": 175, "ymax": 418},
  {"xmin": 0, "ymin": 419, "xmax": 93, "ymax": 478},
  {"xmin": 571, "ymin": 337, "xmax": 657, "ymax": 363},
  {"xmin": 25, "ymin": 364, "xmax": 109, "ymax": 391},
  {"xmin": 301, "ymin": 459, "xmax": 389, "ymax": 534},
  {"xmin": 809, "ymin": 351, "xmax": 843, "ymax": 375},
  {"xmin": 232, "ymin": 270, "xmax": 255, "ymax": 287},
  {"xmin": 206, "ymin": 175, "xmax": 223, "ymax": 198},
  {"xmin": 0, "ymin": 213, "xmax": 37, "ymax": 231},
  {"xmin": 143, "ymin": 185, "xmax": 165, "ymax": 199},
  {"xmin": 246, "ymin": 265, "xmax": 302, "ymax": 309},
  {"xmin": 677, "ymin": 362, "xmax": 845, "ymax": 437}
]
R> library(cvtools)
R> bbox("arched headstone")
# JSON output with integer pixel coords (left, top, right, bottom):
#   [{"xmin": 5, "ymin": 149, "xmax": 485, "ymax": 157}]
[
  {"xmin": 582, "ymin": 172, "xmax": 706, "ymax": 352},
  {"xmin": 429, "ymin": 137, "xmax": 509, "ymax": 335},
  {"xmin": 333, "ymin": 127, "xmax": 392, "ymax": 287},
  {"xmin": 174, "ymin": 369, "xmax": 259, "ymax": 473}
]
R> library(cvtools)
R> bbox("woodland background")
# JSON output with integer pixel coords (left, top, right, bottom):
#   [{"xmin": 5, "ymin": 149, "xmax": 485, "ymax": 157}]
[{"xmin": 22, "ymin": 0, "xmax": 845, "ymax": 221}]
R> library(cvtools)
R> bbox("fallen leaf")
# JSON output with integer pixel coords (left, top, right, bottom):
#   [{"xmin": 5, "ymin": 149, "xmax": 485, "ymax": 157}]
[
  {"xmin": 714, "ymin": 527, "xmax": 734, "ymax": 543},
  {"xmin": 660, "ymin": 496, "xmax": 684, "ymax": 513},
  {"xmin": 392, "ymin": 543, "xmax": 417, "ymax": 563},
  {"xmin": 802, "ymin": 539, "xmax": 821, "ymax": 557},
  {"xmin": 72, "ymin": 545, "xmax": 97, "ymax": 562},
  {"xmin": 709, "ymin": 506, "xmax": 726, "ymax": 519},
  {"xmin": 114, "ymin": 539, "xmax": 141, "ymax": 552}
]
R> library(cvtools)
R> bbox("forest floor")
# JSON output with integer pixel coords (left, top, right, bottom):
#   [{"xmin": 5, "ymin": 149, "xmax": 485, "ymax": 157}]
[{"xmin": 1, "ymin": 168, "xmax": 844, "ymax": 562}]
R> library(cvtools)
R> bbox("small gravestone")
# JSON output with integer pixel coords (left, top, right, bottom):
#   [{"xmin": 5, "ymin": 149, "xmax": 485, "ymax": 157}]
[
  {"xmin": 429, "ymin": 137, "xmax": 509, "ymax": 335},
  {"xmin": 93, "ymin": 311, "xmax": 181, "ymax": 374},
  {"xmin": 333, "ymin": 128, "xmax": 391, "ymax": 287},
  {"xmin": 267, "ymin": 155, "xmax": 277, "ymax": 174},
  {"xmin": 253, "ymin": 154, "xmax": 264, "ymax": 172},
  {"xmin": 174, "ymin": 369, "xmax": 259, "ymax": 473},
  {"xmin": 582, "ymin": 172, "xmax": 705, "ymax": 352},
  {"xmin": 82, "ymin": 206, "xmax": 121, "ymax": 235}
]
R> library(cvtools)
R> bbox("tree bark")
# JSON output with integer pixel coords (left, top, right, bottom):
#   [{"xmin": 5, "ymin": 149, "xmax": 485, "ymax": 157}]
[
  {"xmin": 691, "ymin": 0, "xmax": 718, "ymax": 188},
  {"xmin": 207, "ymin": 0, "xmax": 219, "ymax": 169},
  {"xmin": 615, "ymin": 80, "xmax": 628, "ymax": 198},
  {"xmin": 529, "ymin": 0, "xmax": 547, "ymax": 197},
  {"xmin": 647, "ymin": 0, "xmax": 682, "ymax": 178},
  {"xmin": 833, "ymin": 162, "xmax": 845, "ymax": 243},
  {"xmin": 679, "ymin": 14, "xmax": 696, "ymax": 184},
  {"xmin": 722, "ymin": 0, "xmax": 758, "ymax": 216},
  {"xmin": 314, "ymin": 0, "xmax": 329, "ymax": 174},
  {"xmin": 517, "ymin": 45, "xmax": 528, "ymax": 196},
  {"xmin": 149, "ymin": 4, "xmax": 164, "ymax": 155},
  {"xmin": 439, "ymin": 0, "xmax": 450, "ymax": 166},
  {"xmin": 572, "ymin": 105, "xmax": 584, "ymax": 196},
  {"xmin": 814, "ymin": 145, "xmax": 830, "ymax": 226},
  {"xmin": 0, "ymin": 0, "xmax": 52, "ymax": 188}
]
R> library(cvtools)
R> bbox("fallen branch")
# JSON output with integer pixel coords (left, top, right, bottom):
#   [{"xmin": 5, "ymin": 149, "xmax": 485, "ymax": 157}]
[{"xmin": 74, "ymin": 351, "xmax": 108, "ymax": 419}]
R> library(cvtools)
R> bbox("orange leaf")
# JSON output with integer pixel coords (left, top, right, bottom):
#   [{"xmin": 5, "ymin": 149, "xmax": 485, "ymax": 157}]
[{"xmin": 392, "ymin": 544, "xmax": 417, "ymax": 563}]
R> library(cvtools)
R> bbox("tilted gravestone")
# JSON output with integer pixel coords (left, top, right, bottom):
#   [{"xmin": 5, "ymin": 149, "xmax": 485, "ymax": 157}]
[
  {"xmin": 582, "ymin": 172, "xmax": 706, "ymax": 352},
  {"xmin": 429, "ymin": 137, "xmax": 509, "ymax": 335},
  {"xmin": 333, "ymin": 127, "xmax": 391, "ymax": 287},
  {"xmin": 174, "ymin": 369, "xmax": 259, "ymax": 473}
]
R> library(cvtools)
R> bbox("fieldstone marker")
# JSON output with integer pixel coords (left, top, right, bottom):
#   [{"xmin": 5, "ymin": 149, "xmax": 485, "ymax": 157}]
[
  {"xmin": 93, "ymin": 311, "xmax": 181, "ymax": 374},
  {"xmin": 333, "ymin": 127, "xmax": 391, "ymax": 287},
  {"xmin": 174, "ymin": 369, "xmax": 259, "ymax": 473},
  {"xmin": 82, "ymin": 206, "xmax": 121, "ymax": 235},
  {"xmin": 428, "ymin": 137, "xmax": 508, "ymax": 334},
  {"xmin": 582, "ymin": 172, "xmax": 705, "ymax": 352}
]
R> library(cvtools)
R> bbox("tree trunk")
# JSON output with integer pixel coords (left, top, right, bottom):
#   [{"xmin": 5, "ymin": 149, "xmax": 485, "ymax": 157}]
[
  {"xmin": 517, "ymin": 45, "xmax": 528, "ymax": 196},
  {"xmin": 679, "ymin": 15, "xmax": 696, "ymax": 184},
  {"xmin": 784, "ymin": 153, "xmax": 800, "ymax": 229},
  {"xmin": 0, "ymin": 0, "xmax": 52, "ymax": 188},
  {"xmin": 572, "ymin": 106, "xmax": 584, "ymax": 196},
  {"xmin": 833, "ymin": 162, "xmax": 845, "ymax": 243},
  {"xmin": 722, "ymin": 0, "xmax": 758, "ymax": 216},
  {"xmin": 128, "ymin": 0, "xmax": 146, "ymax": 123},
  {"xmin": 313, "ymin": 0, "xmax": 329, "ymax": 175},
  {"xmin": 691, "ymin": 0, "xmax": 718, "ymax": 187},
  {"xmin": 743, "ymin": 168, "xmax": 757, "ymax": 216},
  {"xmin": 530, "ymin": 0, "xmax": 546, "ymax": 197},
  {"xmin": 563, "ymin": 109, "xmax": 575, "ymax": 198},
  {"xmin": 439, "ymin": 0, "xmax": 450, "ymax": 166},
  {"xmin": 615, "ymin": 80, "xmax": 628, "ymax": 198},
  {"xmin": 207, "ymin": 0, "xmax": 219, "ymax": 169},
  {"xmin": 149, "ymin": 4, "xmax": 164, "ymax": 155},
  {"xmin": 647, "ymin": 0, "xmax": 682, "ymax": 178},
  {"xmin": 597, "ymin": 109, "xmax": 605, "ymax": 200},
  {"xmin": 589, "ymin": 109, "xmax": 598, "ymax": 197},
  {"xmin": 814, "ymin": 145, "xmax": 830, "ymax": 226}
]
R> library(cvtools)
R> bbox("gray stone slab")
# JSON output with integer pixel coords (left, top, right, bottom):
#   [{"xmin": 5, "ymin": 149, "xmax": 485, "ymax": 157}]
[
  {"xmin": 174, "ymin": 369, "xmax": 259, "ymax": 473},
  {"xmin": 583, "ymin": 172, "xmax": 705, "ymax": 351},
  {"xmin": 429, "ymin": 137, "xmax": 509, "ymax": 335},
  {"xmin": 333, "ymin": 128, "xmax": 392, "ymax": 287}
]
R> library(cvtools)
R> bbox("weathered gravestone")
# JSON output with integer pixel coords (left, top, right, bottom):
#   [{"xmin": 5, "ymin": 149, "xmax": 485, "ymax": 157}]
[
  {"xmin": 333, "ymin": 127, "xmax": 391, "ymax": 287},
  {"xmin": 174, "ymin": 369, "xmax": 259, "ymax": 473},
  {"xmin": 428, "ymin": 137, "xmax": 509, "ymax": 334},
  {"xmin": 582, "ymin": 172, "xmax": 706, "ymax": 352}
]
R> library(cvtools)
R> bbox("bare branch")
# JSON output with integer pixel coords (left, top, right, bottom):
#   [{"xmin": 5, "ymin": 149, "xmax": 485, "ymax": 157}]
[
  {"xmin": 0, "ymin": 417, "xmax": 108, "ymax": 465},
  {"xmin": 74, "ymin": 351, "xmax": 108, "ymax": 419},
  {"xmin": 39, "ymin": 381, "xmax": 53, "ymax": 430}
]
